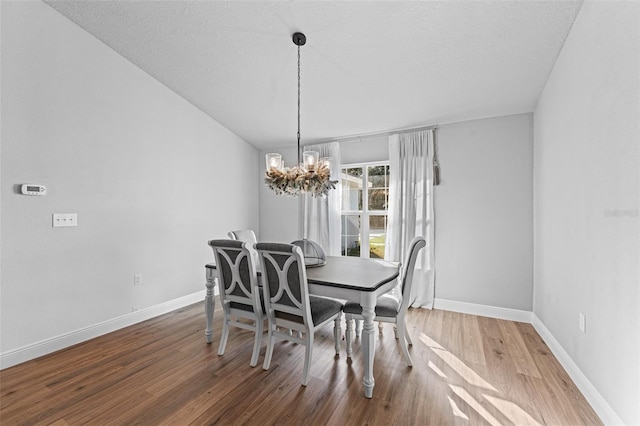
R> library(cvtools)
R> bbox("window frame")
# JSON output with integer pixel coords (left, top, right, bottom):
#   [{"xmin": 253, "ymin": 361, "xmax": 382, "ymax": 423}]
[{"xmin": 340, "ymin": 161, "xmax": 390, "ymax": 259}]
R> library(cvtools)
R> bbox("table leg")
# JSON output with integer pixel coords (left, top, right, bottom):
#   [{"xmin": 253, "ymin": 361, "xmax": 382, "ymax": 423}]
[
  {"xmin": 360, "ymin": 293, "xmax": 377, "ymax": 398},
  {"xmin": 205, "ymin": 268, "xmax": 215, "ymax": 343}
]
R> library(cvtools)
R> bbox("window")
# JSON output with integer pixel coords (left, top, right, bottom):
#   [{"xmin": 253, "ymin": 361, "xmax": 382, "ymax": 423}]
[{"xmin": 340, "ymin": 162, "xmax": 390, "ymax": 258}]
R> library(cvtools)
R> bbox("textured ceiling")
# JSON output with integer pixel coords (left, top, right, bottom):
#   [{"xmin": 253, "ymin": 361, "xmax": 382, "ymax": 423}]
[{"xmin": 44, "ymin": 0, "xmax": 582, "ymax": 150}]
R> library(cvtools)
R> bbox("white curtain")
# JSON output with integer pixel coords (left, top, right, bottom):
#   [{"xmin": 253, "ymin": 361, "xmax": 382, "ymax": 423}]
[
  {"xmin": 385, "ymin": 129, "xmax": 436, "ymax": 308},
  {"xmin": 302, "ymin": 142, "xmax": 341, "ymax": 256}
]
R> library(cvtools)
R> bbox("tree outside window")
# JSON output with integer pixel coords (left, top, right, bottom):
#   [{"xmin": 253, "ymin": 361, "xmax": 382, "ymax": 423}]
[{"xmin": 340, "ymin": 163, "xmax": 390, "ymax": 258}]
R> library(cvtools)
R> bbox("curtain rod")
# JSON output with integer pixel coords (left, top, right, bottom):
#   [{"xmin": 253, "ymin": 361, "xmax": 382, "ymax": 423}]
[{"xmin": 327, "ymin": 123, "xmax": 439, "ymax": 144}]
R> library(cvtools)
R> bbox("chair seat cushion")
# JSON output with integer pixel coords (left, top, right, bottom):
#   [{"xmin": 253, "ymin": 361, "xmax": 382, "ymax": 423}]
[
  {"xmin": 275, "ymin": 295, "xmax": 343, "ymax": 326},
  {"xmin": 343, "ymin": 294, "xmax": 400, "ymax": 318},
  {"xmin": 309, "ymin": 296, "xmax": 344, "ymax": 326}
]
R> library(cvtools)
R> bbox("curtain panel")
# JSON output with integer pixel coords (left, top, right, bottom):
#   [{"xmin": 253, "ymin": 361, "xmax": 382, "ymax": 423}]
[
  {"xmin": 301, "ymin": 142, "xmax": 342, "ymax": 256},
  {"xmin": 386, "ymin": 129, "xmax": 436, "ymax": 308}
]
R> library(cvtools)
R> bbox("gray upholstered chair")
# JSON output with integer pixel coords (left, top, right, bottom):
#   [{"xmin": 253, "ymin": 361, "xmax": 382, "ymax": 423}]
[
  {"xmin": 227, "ymin": 229, "xmax": 257, "ymax": 244},
  {"xmin": 344, "ymin": 236, "xmax": 426, "ymax": 367},
  {"xmin": 255, "ymin": 242, "xmax": 344, "ymax": 386},
  {"xmin": 228, "ymin": 229, "xmax": 260, "ymax": 268},
  {"xmin": 208, "ymin": 239, "xmax": 265, "ymax": 367}
]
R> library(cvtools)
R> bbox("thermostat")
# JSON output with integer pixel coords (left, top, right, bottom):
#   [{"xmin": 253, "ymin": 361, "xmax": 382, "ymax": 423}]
[{"xmin": 21, "ymin": 184, "xmax": 46, "ymax": 196}]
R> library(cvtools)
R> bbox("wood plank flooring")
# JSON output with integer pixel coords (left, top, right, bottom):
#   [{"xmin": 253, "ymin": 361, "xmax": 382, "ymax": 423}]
[{"xmin": 0, "ymin": 302, "xmax": 602, "ymax": 425}]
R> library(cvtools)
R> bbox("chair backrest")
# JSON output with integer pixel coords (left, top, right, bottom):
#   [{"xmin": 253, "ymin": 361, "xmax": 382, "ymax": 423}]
[
  {"xmin": 228, "ymin": 230, "xmax": 259, "ymax": 268},
  {"xmin": 208, "ymin": 239, "xmax": 260, "ymax": 313},
  {"xmin": 399, "ymin": 236, "xmax": 427, "ymax": 311},
  {"xmin": 227, "ymin": 230, "xmax": 257, "ymax": 244},
  {"xmin": 255, "ymin": 242, "xmax": 311, "ymax": 327}
]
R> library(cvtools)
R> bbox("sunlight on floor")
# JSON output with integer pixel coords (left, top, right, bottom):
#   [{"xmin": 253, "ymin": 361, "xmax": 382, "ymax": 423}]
[
  {"xmin": 431, "ymin": 347, "xmax": 497, "ymax": 391},
  {"xmin": 419, "ymin": 333, "xmax": 445, "ymax": 350},
  {"xmin": 421, "ymin": 333, "xmax": 496, "ymax": 391},
  {"xmin": 447, "ymin": 395, "xmax": 470, "ymax": 420},
  {"xmin": 420, "ymin": 332, "xmax": 542, "ymax": 426},
  {"xmin": 428, "ymin": 360, "xmax": 447, "ymax": 379},
  {"xmin": 449, "ymin": 384, "xmax": 502, "ymax": 426},
  {"xmin": 483, "ymin": 394, "xmax": 542, "ymax": 426}
]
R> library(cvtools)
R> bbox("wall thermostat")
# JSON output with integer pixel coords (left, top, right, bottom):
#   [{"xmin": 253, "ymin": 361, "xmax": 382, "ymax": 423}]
[{"xmin": 21, "ymin": 184, "xmax": 47, "ymax": 196}]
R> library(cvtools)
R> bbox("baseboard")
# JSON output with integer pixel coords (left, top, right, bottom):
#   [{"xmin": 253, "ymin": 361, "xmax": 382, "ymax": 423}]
[
  {"xmin": 531, "ymin": 315, "xmax": 623, "ymax": 426},
  {"xmin": 0, "ymin": 290, "xmax": 207, "ymax": 370},
  {"xmin": 433, "ymin": 298, "xmax": 533, "ymax": 323},
  {"xmin": 434, "ymin": 299, "xmax": 622, "ymax": 424}
]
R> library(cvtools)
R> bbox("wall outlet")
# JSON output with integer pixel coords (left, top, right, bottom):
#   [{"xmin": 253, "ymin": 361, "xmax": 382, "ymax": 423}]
[
  {"xmin": 52, "ymin": 213, "xmax": 78, "ymax": 227},
  {"xmin": 578, "ymin": 312, "xmax": 586, "ymax": 333},
  {"xmin": 134, "ymin": 273, "xmax": 142, "ymax": 286}
]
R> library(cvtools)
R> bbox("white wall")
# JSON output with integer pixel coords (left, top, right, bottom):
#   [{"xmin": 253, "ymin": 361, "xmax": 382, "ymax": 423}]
[
  {"xmin": 258, "ymin": 145, "xmax": 301, "ymax": 243},
  {"xmin": 0, "ymin": 1, "xmax": 258, "ymax": 356},
  {"xmin": 259, "ymin": 114, "xmax": 534, "ymax": 311},
  {"xmin": 340, "ymin": 135, "xmax": 389, "ymax": 165},
  {"xmin": 436, "ymin": 114, "xmax": 533, "ymax": 310},
  {"xmin": 533, "ymin": 1, "xmax": 640, "ymax": 424}
]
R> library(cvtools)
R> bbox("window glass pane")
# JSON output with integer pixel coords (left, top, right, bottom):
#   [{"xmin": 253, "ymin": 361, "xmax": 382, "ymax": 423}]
[
  {"xmin": 341, "ymin": 214, "xmax": 361, "ymax": 257},
  {"xmin": 368, "ymin": 165, "xmax": 389, "ymax": 211},
  {"xmin": 367, "ymin": 165, "xmax": 387, "ymax": 187},
  {"xmin": 341, "ymin": 167, "xmax": 363, "ymax": 210},
  {"xmin": 369, "ymin": 215, "xmax": 387, "ymax": 259},
  {"xmin": 368, "ymin": 188, "xmax": 388, "ymax": 210}
]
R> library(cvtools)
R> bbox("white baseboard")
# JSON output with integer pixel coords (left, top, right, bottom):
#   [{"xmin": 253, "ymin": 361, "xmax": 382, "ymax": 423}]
[
  {"xmin": 433, "ymin": 299, "xmax": 622, "ymax": 424},
  {"xmin": 1, "ymin": 292, "xmax": 623, "ymax": 425},
  {"xmin": 433, "ymin": 298, "xmax": 533, "ymax": 323},
  {"xmin": 0, "ymin": 290, "xmax": 207, "ymax": 370},
  {"xmin": 531, "ymin": 315, "xmax": 623, "ymax": 426}
]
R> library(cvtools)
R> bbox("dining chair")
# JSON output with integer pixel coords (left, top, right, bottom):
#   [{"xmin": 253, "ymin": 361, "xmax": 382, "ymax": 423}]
[
  {"xmin": 344, "ymin": 236, "xmax": 426, "ymax": 367},
  {"xmin": 228, "ymin": 229, "xmax": 260, "ymax": 267},
  {"xmin": 208, "ymin": 239, "xmax": 265, "ymax": 367},
  {"xmin": 227, "ymin": 229, "xmax": 257, "ymax": 243},
  {"xmin": 255, "ymin": 242, "xmax": 344, "ymax": 386}
]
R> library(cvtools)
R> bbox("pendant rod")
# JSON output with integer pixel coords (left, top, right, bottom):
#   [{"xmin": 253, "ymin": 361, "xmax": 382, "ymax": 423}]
[
  {"xmin": 292, "ymin": 32, "xmax": 306, "ymax": 166},
  {"xmin": 297, "ymin": 42, "xmax": 301, "ymax": 165}
]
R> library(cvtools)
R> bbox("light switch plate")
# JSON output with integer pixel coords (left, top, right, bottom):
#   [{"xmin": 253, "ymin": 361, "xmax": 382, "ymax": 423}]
[
  {"xmin": 53, "ymin": 213, "xmax": 77, "ymax": 227},
  {"xmin": 578, "ymin": 312, "xmax": 586, "ymax": 333}
]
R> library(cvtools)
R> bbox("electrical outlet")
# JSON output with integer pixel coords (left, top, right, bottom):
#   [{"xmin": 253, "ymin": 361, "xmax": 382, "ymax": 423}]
[
  {"xmin": 578, "ymin": 312, "xmax": 586, "ymax": 333},
  {"xmin": 134, "ymin": 273, "xmax": 142, "ymax": 286}
]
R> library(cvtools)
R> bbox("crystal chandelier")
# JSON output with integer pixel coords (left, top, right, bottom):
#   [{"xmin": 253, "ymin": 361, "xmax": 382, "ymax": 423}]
[{"xmin": 264, "ymin": 32, "xmax": 337, "ymax": 198}]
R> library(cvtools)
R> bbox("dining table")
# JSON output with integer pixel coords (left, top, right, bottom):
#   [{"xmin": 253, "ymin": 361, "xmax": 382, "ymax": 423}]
[{"xmin": 204, "ymin": 255, "xmax": 400, "ymax": 398}]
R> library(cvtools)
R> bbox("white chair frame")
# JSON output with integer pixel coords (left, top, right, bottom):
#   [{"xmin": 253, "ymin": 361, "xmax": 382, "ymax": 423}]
[
  {"xmin": 345, "ymin": 236, "xmax": 426, "ymax": 367},
  {"xmin": 209, "ymin": 239, "xmax": 265, "ymax": 367},
  {"xmin": 227, "ymin": 229, "xmax": 257, "ymax": 243},
  {"xmin": 256, "ymin": 243, "xmax": 342, "ymax": 386}
]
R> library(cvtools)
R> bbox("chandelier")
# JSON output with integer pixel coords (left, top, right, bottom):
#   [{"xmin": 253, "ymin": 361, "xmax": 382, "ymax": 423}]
[{"xmin": 264, "ymin": 32, "xmax": 337, "ymax": 198}]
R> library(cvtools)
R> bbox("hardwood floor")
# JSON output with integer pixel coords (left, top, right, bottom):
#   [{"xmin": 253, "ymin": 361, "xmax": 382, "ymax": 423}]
[{"xmin": 0, "ymin": 301, "xmax": 602, "ymax": 425}]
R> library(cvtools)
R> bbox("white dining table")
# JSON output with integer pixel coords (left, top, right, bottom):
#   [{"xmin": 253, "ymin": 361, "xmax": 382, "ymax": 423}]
[{"xmin": 204, "ymin": 255, "xmax": 400, "ymax": 398}]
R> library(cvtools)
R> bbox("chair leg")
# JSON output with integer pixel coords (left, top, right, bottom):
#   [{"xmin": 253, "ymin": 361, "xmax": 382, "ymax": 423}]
[
  {"xmin": 345, "ymin": 316, "xmax": 354, "ymax": 358},
  {"xmin": 263, "ymin": 323, "xmax": 275, "ymax": 370},
  {"xmin": 302, "ymin": 332, "xmax": 314, "ymax": 386},
  {"xmin": 217, "ymin": 312, "xmax": 230, "ymax": 356},
  {"xmin": 250, "ymin": 318, "xmax": 263, "ymax": 367},
  {"xmin": 333, "ymin": 316, "xmax": 341, "ymax": 355},
  {"xmin": 355, "ymin": 319, "xmax": 362, "ymax": 337},
  {"xmin": 396, "ymin": 320, "xmax": 413, "ymax": 367},
  {"xmin": 404, "ymin": 321, "xmax": 413, "ymax": 346}
]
